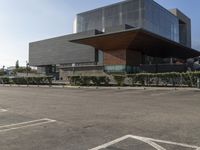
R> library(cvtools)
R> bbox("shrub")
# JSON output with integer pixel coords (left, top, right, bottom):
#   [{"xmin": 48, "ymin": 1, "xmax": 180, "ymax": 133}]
[
  {"xmin": 13, "ymin": 67, "xmax": 37, "ymax": 74},
  {"xmin": 113, "ymin": 75, "xmax": 125, "ymax": 86},
  {"xmin": 128, "ymin": 71, "xmax": 200, "ymax": 87},
  {"xmin": 0, "ymin": 76, "xmax": 53, "ymax": 85},
  {"xmin": 0, "ymin": 70, "xmax": 6, "ymax": 76},
  {"xmin": 0, "ymin": 77, "xmax": 10, "ymax": 84},
  {"xmin": 91, "ymin": 76, "xmax": 110, "ymax": 86},
  {"xmin": 128, "ymin": 73, "xmax": 153, "ymax": 86},
  {"xmin": 68, "ymin": 72, "xmax": 200, "ymax": 87},
  {"xmin": 12, "ymin": 77, "xmax": 27, "ymax": 84},
  {"xmin": 68, "ymin": 76, "xmax": 110, "ymax": 86},
  {"xmin": 68, "ymin": 76, "xmax": 82, "ymax": 86}
]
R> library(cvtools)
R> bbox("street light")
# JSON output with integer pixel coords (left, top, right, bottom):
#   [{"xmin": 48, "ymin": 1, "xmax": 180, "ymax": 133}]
[{"xmin": 26, "ymin": 61, "xmax": 29, "ymax": 76}]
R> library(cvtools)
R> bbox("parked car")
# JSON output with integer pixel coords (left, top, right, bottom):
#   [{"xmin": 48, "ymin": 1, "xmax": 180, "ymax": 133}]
[{"xmin": 187, "ymin": 56, "xmax": 200, "ymax": 71}]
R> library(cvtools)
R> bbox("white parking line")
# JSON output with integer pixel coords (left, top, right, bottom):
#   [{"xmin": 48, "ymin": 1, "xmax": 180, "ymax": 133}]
[
  {"xmin": 89, "ymin": 135, "xmax": 200, "ymax": 150},
  {"xmin": 0, "ymin": 109, "xmax": 8, "ymax": 112},
  {"xmin": 150, "ymin": 91, "xmax": 176, "ymax": 97},
  {"xmin": 0, "ymin": 118, "xmax": 56, "ymax": 133}
]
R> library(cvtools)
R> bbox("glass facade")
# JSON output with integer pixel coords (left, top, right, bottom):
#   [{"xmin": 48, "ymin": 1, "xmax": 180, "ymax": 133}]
[
  {"xmin": 77, "ymin": 9, "xmax": 103, "ymax": 32},
  {"xmin": 76, "ymin": 0, "xmax": 142, "ymax": 34},
  {"xmin": 179, "ymin": 23, "xmax": 187, "ymax": 45},
  {"xmin": 143, "ymin": 0, "xmax": 179, "ymax": 42},
  {"xmin": 97, "ymin": 50, "xmax": 104, "ymax": 65},
  {"xmin": 104, "ymin": 65, "xmax": 140, "ymax": 73},
  {"xmin": 76, "ymin": 0, "xmax": 180, "ymax": 43}
]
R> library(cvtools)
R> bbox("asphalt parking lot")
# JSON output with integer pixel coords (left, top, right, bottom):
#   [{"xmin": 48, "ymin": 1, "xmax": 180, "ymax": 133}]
[{"xmin": 0, "ymin": 86, "xmax": 200, "ymax": 150}]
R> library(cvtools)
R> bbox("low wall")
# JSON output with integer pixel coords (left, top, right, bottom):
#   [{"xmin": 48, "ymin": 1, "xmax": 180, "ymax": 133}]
[{"xmin": 59, "ymin": 65, "xmax": 105, "ymax": 80}]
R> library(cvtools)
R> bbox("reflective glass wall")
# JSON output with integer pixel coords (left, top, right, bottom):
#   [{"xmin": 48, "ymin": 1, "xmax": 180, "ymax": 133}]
[
  {"xmin": 142, "ymin": 0, "xmax": 179, "ymax": 42},
  {"xmin": 76, "ymin": 9, "xmax": 103, "ymax": 32},
  {"xmin": 76, "ymin": 0, "xmax": 180, "ymax": 43},
  {"xmin": 76, "ymin": 0, "xmax": 142, "ymax": 33}
]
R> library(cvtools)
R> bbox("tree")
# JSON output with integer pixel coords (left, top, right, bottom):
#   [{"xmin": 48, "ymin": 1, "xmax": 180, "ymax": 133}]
[
  {"xmin": 15, "ymin": 60, "xmax": 19, "ymax": 69},
  {"xmin": 0, "ymin": 66, "xmax": 5, "ymax": 76}
]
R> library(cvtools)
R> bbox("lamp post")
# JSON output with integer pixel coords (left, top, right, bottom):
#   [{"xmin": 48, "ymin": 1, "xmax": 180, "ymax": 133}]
[
  {"xmin": 26, "ymin": 61, "xmax": 29, "ymax": 77},
  {"xmin": 72, "ymin": 63, "xmax": 75, "ymax": 76}
]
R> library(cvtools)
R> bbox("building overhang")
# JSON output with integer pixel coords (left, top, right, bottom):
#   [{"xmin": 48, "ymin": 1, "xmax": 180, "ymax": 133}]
[{"xmin": 71, "ymin": 28, "xmax": 200, "ymax": 59}]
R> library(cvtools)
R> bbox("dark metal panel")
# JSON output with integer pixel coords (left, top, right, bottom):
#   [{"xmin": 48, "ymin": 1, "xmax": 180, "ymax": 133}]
[{"xmin": 29, "ymin": 30, "xmax": 99, "ymax": 66}]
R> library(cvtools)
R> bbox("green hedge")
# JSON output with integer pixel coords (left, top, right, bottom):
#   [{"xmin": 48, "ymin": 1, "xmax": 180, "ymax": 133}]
[
  {"xmin": 0, "ymin": 77, "xmax": 10, "ymax": 84},
  {"xmin": 68, "ymin": 72, "xmax": 200, "ymax": 87},
  {"xmin": 3, "ymin": 72, "xmax": 199, "ymax": 87},
  {"xmin": 68, "ymin": 76, "xmax": 110, "ymax": 86},
  {"xmin": 127, "ymin": 72, "xmax": 200, "ymax": 87},
  {"xmin": 113, "ymin": 75, "xmax": 126, "ymax": 86},
  {"xmin": 0, "ymin": 77, "xmax": 52, "ymax": 85}
]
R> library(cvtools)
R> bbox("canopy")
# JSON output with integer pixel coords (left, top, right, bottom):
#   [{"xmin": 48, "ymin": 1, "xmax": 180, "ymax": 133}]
[{"xmin": 71, "ymin": 28, "xmax": 200, "ymax": 59}]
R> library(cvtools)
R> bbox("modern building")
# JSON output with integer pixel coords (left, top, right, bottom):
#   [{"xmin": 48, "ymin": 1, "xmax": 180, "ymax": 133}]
[{"xmin": 29, "ymin": 0, "xmax": 200, "ymax": 79}]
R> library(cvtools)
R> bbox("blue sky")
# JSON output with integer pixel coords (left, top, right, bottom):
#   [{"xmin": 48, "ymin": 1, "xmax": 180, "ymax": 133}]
[{"xmin": 0, "ymin": 0, "xmax": 199, "ymax": 67}]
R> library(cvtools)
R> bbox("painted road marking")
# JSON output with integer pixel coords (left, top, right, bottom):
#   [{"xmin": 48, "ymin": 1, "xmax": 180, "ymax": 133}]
[
  {"xmin": 0, "ymin": 118, "xmax": 56, "ymax": 133},
  {"xmin": 0, "ymin": 109, "xmax": 8, "ymax": 112},
  {"xmin": 89, "ymin": 135, "xmax": 200, "ymax": 150},
  {"xmin": 150, "ymin": 91, "xmax": 176, "ymax": 97}
]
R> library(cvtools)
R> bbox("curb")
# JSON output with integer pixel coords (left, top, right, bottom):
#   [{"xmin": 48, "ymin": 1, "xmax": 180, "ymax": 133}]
[{"xmin": 0, "ymin": 84, "xmax": 199, "ymax": 91}]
